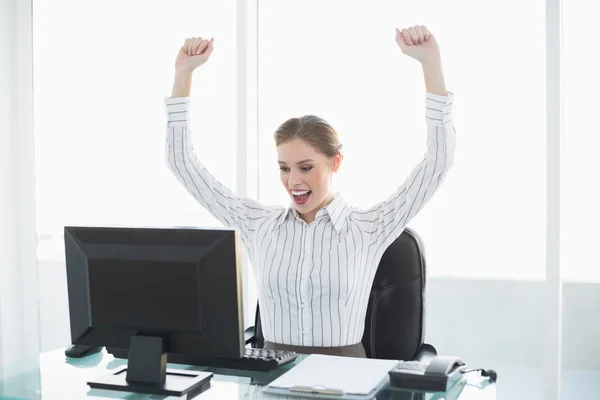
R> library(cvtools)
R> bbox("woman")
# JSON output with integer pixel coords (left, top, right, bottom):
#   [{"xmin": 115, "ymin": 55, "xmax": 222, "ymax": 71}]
[{"xmin": 165, "ymin": 25, "xmax": 455, "ymax": 358}]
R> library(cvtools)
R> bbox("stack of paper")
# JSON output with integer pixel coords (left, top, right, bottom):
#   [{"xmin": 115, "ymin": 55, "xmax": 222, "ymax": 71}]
[{"xmin": 263, "ymin": 354, "xmax": 400, "ymax": 399}]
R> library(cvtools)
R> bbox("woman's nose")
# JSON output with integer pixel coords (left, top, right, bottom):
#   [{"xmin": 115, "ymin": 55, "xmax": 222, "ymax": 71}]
[{"xmin": 288, "ymin": 172, "xmax": 302, "ymax": 186}]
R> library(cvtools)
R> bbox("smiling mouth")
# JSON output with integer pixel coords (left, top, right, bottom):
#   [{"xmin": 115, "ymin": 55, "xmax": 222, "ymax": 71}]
[{"xmin": 291, "ymin": 190, "xmax": 312, "ymax": 205}]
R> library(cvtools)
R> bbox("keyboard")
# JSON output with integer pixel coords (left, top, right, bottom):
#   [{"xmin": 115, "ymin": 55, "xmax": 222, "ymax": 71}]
[
  {"xmin": 108, "ymin": 347, "xmax": 298, "ymax": 372},
  {"xmin": 168, "ymin": 348, "xmax": 298, "ymax": 372}
]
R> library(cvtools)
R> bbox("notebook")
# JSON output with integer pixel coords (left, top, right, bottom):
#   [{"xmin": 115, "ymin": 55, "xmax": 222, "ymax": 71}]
[{"xmin": 262, "ymin": 354, "xmax": 400, "ymax": 399}]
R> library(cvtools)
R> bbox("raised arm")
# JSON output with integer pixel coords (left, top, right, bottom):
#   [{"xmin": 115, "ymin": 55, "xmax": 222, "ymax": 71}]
[
  {"xmin": 361, "ymin": 26, "xmax": 456, "ymax": 254},
  {"xmin": 166, "ymin": 37, "xmax": 275, "ymax": 245}
]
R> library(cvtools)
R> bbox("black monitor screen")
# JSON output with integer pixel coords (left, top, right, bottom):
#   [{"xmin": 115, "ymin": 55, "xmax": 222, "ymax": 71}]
[{"xmin": 88, "ymin": 259, "xmax": 202, "ymax": 332}]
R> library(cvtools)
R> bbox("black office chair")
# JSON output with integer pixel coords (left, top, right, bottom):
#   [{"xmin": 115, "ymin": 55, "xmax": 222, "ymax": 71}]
[{"xmin": 245, "ymin": 227, "xmax": 437, "ymax": 363}]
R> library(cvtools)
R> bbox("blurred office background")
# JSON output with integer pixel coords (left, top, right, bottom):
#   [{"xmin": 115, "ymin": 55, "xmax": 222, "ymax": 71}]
[{"xmin": 1, "ymin": 0, "xmax": 597, "ymax": 399}]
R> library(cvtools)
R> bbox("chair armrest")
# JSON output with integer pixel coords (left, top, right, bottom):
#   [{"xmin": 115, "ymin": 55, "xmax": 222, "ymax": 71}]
[
  {"xmin": 414, "ymin": 343, "xmax": 437, "ymax": 364},
  {"xmin": 244, "ymin": 326, "xmax": 256, "ymax": 345}
]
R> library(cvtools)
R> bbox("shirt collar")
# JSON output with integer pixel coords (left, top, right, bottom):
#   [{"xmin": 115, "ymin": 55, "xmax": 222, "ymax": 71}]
[{"xmin": 275, "ymin": 193, "xmax": 350, "ymax": 234}]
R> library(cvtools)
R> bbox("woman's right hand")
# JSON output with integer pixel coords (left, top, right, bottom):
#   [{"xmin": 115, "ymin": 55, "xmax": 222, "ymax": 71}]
[{"xmin": 175, "ymin": 37, "xmax": 214, "ymax": 73}]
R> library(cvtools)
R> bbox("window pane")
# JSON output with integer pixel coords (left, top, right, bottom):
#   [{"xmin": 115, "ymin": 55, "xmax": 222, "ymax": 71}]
[
  {"xmin": 561, "ymin": 0, "xmax": 600, "ymax": 283},
  {"xmin": 33, "ymin": 0, "xmax": 238, "ymax": 353},
  {"xmin": 33, "ymin": 0, "xmax": 237, "ymax": 261},
  {"xmin": 257, "ymin": 0, "xmax": 546, "ymax": 280},
  {"xmin": 561, "ymin": 1, "xmax": 600, "ymax": 397}
]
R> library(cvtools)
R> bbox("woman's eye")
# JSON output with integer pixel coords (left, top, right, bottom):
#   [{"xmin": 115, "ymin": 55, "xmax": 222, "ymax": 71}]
[
  {"xmin": 279, "ymin": 167, "xmax": 290, "ymax": 172},
  {"xmin": 301, "ymin": 166, "xmax": 313, "ymax": 172}
]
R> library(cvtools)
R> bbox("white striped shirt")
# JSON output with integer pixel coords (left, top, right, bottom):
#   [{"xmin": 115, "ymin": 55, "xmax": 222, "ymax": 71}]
[{"xmin": 165, "ymin": 91, "xmax": 455, "ymax": 347}]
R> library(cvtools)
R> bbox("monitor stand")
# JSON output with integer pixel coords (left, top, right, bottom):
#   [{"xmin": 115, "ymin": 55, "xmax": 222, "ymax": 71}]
[{"xmin": 88, "ymin": 335, "xmax": 213, "ymax": 397}]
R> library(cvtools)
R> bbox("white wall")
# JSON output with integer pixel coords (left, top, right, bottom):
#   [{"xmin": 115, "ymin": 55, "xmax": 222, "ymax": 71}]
[
  {"xmin": 427, "ymin": 279, "xmax": 600, "ymax": 370},
  {"xmin": 0, "ymin": 0, "xmax": 41, "ymax": 367}
]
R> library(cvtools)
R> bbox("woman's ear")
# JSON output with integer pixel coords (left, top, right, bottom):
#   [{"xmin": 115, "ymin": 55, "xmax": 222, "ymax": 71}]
[{"xmin": 332, "ymin": 152, "xmax": 343, "ymax": 173}]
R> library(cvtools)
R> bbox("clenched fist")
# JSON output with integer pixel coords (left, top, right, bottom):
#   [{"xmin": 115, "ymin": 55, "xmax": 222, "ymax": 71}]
[
  {"xmin": 395, "ymin": 25, "xmax": 440, "ymax": 64},
  {"xmin": 175, "ymin": 36, "xmax": 214, "ymax": 72}
]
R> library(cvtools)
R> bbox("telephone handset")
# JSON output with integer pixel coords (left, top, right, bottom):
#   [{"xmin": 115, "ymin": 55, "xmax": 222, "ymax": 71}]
[{"xmin": 425, "ymin": 356, "xmax": 465, "ymax": 376}]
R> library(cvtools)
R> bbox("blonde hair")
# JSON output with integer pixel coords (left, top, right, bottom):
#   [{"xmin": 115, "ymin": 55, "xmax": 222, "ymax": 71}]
[{"xmin": 273, "ymin": 115, "xmax": 342, "ymax": 158}]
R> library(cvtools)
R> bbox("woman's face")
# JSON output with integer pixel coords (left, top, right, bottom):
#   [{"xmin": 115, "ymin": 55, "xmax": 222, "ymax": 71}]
[{"xmin": 277, "ymin": 138, "xmax": 341, "ymax": 222}]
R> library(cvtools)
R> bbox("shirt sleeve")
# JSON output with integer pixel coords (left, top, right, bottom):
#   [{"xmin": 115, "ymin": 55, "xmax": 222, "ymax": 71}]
[
  {"xmin": 362, "ymin": 91, "xmax": 456, "ymax": 254},
  {"xmin": 164, "ymin": 97, "xmax": 275, "ymax": 245}
]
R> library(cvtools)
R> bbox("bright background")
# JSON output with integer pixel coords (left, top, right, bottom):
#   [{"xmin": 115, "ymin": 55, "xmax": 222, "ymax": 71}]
[{"xmin": 2, "ymin": 0, "xmax": 598, "ymax": 398}]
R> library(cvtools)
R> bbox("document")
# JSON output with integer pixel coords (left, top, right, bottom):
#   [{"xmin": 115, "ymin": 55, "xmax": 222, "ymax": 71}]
[{"xmin": 264, "ymin": 354, "xmax": 400, "ymax": 398}]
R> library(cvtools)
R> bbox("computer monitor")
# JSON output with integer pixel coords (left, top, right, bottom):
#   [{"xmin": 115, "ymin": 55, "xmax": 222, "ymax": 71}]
[{"xmin": 64, "ymin": 225, "xmax": 244, "ymax": 397}]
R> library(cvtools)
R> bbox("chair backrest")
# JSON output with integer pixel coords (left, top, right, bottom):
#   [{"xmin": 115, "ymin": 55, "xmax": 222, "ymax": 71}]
[
  {"xmin": 252, "ymin": 227, "xmax": 427, "ymax": 360},
  {"xmin": 361, "ymin": 227, "xmax": 427, "ymax": 360}
]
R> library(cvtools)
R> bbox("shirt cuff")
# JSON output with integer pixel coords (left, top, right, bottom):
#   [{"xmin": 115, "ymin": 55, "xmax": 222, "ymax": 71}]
[
  {"xmin": 165, "ymin": 97, "xmax": 191, "ymax": 124},
  {"xmin": 425, "ymin": 91, "xmax": 453, "ymax": 127}
]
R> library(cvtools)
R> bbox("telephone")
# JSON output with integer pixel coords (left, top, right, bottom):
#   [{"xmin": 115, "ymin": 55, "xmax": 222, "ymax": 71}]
[{"xmin": 388, "ymin": 356, "xmax": 466, "ymax": 393}]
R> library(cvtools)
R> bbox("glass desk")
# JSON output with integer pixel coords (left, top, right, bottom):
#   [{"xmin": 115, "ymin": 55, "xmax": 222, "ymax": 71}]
[{"xmin": 0, "ymin": 348, "xmax": 496, "ymax": 399}]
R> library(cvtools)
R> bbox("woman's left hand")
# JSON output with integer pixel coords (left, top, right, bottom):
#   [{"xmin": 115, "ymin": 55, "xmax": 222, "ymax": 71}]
[{"xmin": 395, "ymin": 25, "xmax": 440, "ymax": 64}]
